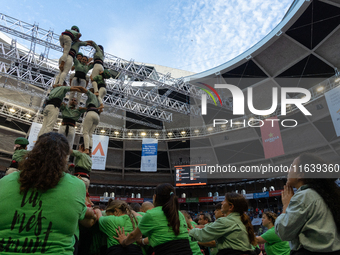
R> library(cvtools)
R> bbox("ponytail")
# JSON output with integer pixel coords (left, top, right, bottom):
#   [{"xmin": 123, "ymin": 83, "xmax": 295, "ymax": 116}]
[
  {"xmin": 240, "ymin": 213, "xmax": 257, "ymax": 246},
  {"xmin": 124, "ymin": 203, "xmax": 138, "ymax": 230},
  {"xmin": 163, "ymin": 193, "xmax": 180, "ymax": 235},
  {"xmin": 226, "ymin": 192, "xmax": 257, "ymax": 246},
  {"xmin": 155, "ymin": 183, "xmax": 180, "ymax": 235}
]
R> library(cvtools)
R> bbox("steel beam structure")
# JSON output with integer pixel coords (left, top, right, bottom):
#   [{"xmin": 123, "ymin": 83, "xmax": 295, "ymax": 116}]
[{"xmin": 0, "ymin": 13, "xmax": 221, "ymax": 107}]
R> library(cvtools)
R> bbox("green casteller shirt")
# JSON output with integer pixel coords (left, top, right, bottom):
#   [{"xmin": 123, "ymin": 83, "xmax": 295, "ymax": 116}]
[
  {"xmin": 48, "ymin": 86, "xmax": 71, "ymax": 101},
  {"xmin": 71, "ymin": 150, "xmax": 92, "ymax": 171},
  {"xmin": 85, "ymin": 90, "xmax": 100, "ymax": 108},
  {"xmin": 73, "ymin": 58, "xmax": 94, "ymax": 74},
  {"xmin": 261, "ymin": 227, "xmax": 290, "ymax": 255},
  {"xmin": 93, "ymin": 74, "xmax": 105, "ymax": 86},
  {"xmin": 138, "ymin": 206, "xmax": 189, "ymax": 247},
  {"xmin": 98, "ymin": 214, "xmax": 141, "ymax": 247},
  {"xmin": 60, "ymin": 104, "xmax": 86, "ymax": 122},
  {"xmin": 92, "ymin": 41, "xmax": 104, "ymax": 61},
  {"xmin": 70, "ymin": 41, "xmax": 87, "ymax": 53},
  {"xmin": 65, "ymin": 29, "xmax": 80, "ymax": 39},
  {"xmin": 189, "ymin": 212, "xmax": 253, "ymax": 252},
  {"xmin": 275, "ymin": 185, "xmax": 340, "ymax": 252},
  {"xmin": 138, "ymin": 211, "xmax": 146, "ymax": 216},
  {"xmin": 191, "ymin": 221, "xmax": 198, "ymax": 228},
  {"xmin": 12, "ymin": 149, "xmax": 28, "ymax": 162},
  {"xmin": 0, "ymin": 172, "xmax": 87, "ymax": 254}
]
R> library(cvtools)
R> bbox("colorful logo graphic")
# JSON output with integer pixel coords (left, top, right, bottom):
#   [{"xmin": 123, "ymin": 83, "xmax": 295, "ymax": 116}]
[{"xmin": 197, "ymin": 82, "xmax": 223, "ymax": 106}]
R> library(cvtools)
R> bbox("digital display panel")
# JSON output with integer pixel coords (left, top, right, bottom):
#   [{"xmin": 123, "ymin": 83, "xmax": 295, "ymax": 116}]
[{"xmin": 175, "ymin": 164, "xmax": 207, "ymax": 186}]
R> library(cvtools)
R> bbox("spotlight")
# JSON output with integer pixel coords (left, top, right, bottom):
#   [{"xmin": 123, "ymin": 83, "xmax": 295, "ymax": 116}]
[
  {"xmin": 141, "ymin": 132, "xmax": 146, "ymax": 136},
  {"xmin": 26, "ymin": 113, "xmax": 31, "ymax": 118},
  {"xmin": 9, "ymin": 108, "xmax": 15, "ymax": 113},
  {"xmin": 128, "ymin": 132, "xmax": 133, "ymax": 136},
  {"xmin": 114, "ymin": 131, "xmax": 119, "ymax": 135},
  {"xmin": 100, "ymin": 129, "xmax": 105, "ymax": 133},
  {"xmin": 317, "ymin": 86, "xmax": 324, "ymax": 92},
  {"xmin": 207, "ymin": 127, "xmax": 213, "ymax": 131}
]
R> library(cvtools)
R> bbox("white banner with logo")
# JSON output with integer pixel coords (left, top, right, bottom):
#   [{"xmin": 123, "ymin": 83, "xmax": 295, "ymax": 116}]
[
  {"xmin": 27, "ymin": 122, "xmax": 42, "ymax": 151},
  {"xmin": 140, "ymin": 138, "xmax": 158, "ymax": 172},
  {"xmin": 91, "ymin": 135, "xmax": 109, "ymax": 170},
  {"xmin": 213, "ymin": 196, "xmax": 225, "ymax": 202},
  {"xmin": 325, "ymin": 87, "xmax": 340, "ymax": 136}
]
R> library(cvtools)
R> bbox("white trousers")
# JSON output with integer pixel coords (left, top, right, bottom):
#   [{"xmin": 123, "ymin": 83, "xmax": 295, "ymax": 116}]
[
  {"xmin": 91, "ymin": 63, "xmax": 104, "ymax": 93},
  {"xmin": 58, "ymin": 125, "xmax": 76, "ymax": 149},
  {"xmin": 38, "ymin": 104, "xmax": 59, "ymax": 137},
  {"xmin": 55, "ymin": 55, "xmax": 73, "ymax": 85},
  {"xmin": 83, "ymin": 111, "xmax": 100, "ymax": 150},
  {"xmin": 69, "ymin": 77, "xmax": 86, "ymax": 103},
  {"xmin": 59, "ymin": 34, "xmax": 72, "ymax": 63}
]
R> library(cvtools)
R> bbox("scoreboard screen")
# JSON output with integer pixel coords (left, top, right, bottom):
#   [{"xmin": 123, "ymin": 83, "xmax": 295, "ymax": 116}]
[{"xmin": 175, "ymin": 164, "xmax": 207, "ymax": 186}]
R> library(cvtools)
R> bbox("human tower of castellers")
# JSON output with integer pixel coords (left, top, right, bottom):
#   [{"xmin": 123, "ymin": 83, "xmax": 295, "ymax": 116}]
[{"xmin": 0, "ymin": 25, "xmax": 340, "ymax": 255}]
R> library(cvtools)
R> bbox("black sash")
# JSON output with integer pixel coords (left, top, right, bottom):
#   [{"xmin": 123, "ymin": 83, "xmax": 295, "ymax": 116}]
[
  {"xmin": 291, "ymin": 248, "xmax": 340, "ymax": 255},
  {"xmin": 98, "ymin": 83, "xmax": 106, "ymax": 90},
  {"xmin": 46, "ymin": 98, "xmax": 62, "ymax": 108},
  {"xmin": 153, "ymin": 239, "xmax": 192, "ymax": 255},
  {"xmin": 62, "ymin": 118, "xmax": 76, "ymax": 137},
  {"xmin": 94, "ymin": 58, "xmax": 104, "ymax": 66},
  {"xmin": 62, "ymin": 31, "xmax": 75, "ymax": 41},
  {"xmin": 75, "ymin": 71, "xmax": 86, "ymax": 80},
  {"xmin": 106, "ymin": 244, "xmax": 143, "ymax": 255},
  {"xmin": 68, "ymin": 48, "xmax": 76, "ymax": 58}
]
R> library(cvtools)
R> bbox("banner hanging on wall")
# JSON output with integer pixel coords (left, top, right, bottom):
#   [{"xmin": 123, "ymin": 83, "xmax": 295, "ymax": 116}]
[
  {"xmin": 140, "ymin": 138, "xmax": 158, "ymax": 172},
  {"xmin": 260, "ymin": 116, "xmax": 285, "ymax": 159},
  {"xmin": 27, "ymin": 122, "xmax": 42, "ymax": 151},
  {"xmin": 325, "ymin": 87, "xmax": 340, "ymax": 137},
  {"xmin": 92, "ymin": 135, "xmax": 109, "ymax": 170}
]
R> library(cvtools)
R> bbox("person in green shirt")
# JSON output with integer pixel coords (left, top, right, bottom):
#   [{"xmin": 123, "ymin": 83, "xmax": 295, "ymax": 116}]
[
  {"xmin": 0, "ymin": 132, "xmax": 97, "ymax": 254},
  {"xmin": 94, "ymin": 200, "xmax": 143, "ymax": 255},
  {"xmin": 189, "ymin": 193, "xmax": 257, "ymax": 255},
  {"xmin": 90, "ymin": 41, "xmax": 105, "ymax": 95},
  {"xmin": 275, "ymin": 153, "xmax": 340, "ymax": 254},
  {"xmin": 59, "ymin": 25, "xmax": 81, "ymax": 71},
  {"xmin": 6, "ymin": 137, "xmax": 29, "ymax": 175},
  {"xmin": 113, "ymin": 183, "xmax": 192, "ymax": 255},
  {"xmin": 58, "ymin": 97, "xmax": 87, "ymax": 148},
  {"xmin": 140, "ymin": 201, "xmax": 154, "ymax": 215},
  {"xmin": 256, "ymin": 212, "xmax": 290, "ymax": 255},
  {"xmin": 90, "ymin": 69, "xmax": 111, "ymax": 108},
  {"xmin": 69, "ymin": 55, "xmax": 94, "ymax": 103},
  {"xmin": 55, "ymin": 36, "xmax": 92, "ymax": 87},
  {"xmin": 38, "ymin": 84, "xmax": 84, "ymax": 137}
]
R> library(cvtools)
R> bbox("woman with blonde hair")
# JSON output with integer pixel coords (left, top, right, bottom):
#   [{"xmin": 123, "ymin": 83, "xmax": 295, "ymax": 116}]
[{"xmin": 94, "ymin": 200, "xmax": 143, "ymax": 255}]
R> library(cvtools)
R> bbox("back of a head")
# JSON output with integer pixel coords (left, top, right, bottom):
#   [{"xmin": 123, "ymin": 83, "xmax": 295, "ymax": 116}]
[
  {"xmin": 130, "ymin": 203, "xmax": 141, "ymax": 212},
  {"xmin": 297, "ymin": 153, "xmax": 340, "ymax": 232},
  {"xmin": 107, "ymin": 200, "xmax": 138, "ymax": 229},
  {"xmin": 215, "ymin": 202, "xmax": 222, "ymax": 210},
  {"xmin": 19, "ymin": 132, "xmax": 69, "ymax": 193},
  {"xmin": 225, "ymin": 192, "xmax": 256, "ymax": 246},
  {"xmin": 141, "ymin": 201, "xmax": 154, "ymax": 212},
  {"xmin": 155, "ymin": 183, "xmax": 180, "ymax": 235},
  {"xmin": 98, "ymin": 45, "xmax": 104, "ymax": 54},
  {"xmin": 181, "ymin": 210, "xmax": 191, "ymax": 220}
]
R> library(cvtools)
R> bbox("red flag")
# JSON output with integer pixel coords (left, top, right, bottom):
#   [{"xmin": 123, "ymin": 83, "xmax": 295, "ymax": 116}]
[{"xmin": 260, "ymin": 116, "xmax": 285, "ymax": 159}]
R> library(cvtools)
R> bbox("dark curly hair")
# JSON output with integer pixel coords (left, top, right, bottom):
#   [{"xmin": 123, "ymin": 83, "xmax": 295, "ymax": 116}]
[
  {"xmin": 18, "ymin": 132, "xmax": 69, "ymax": 193},
  {"xmin": 297, "ymin": 153, "xmax": 340, "ymax": 233}
]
